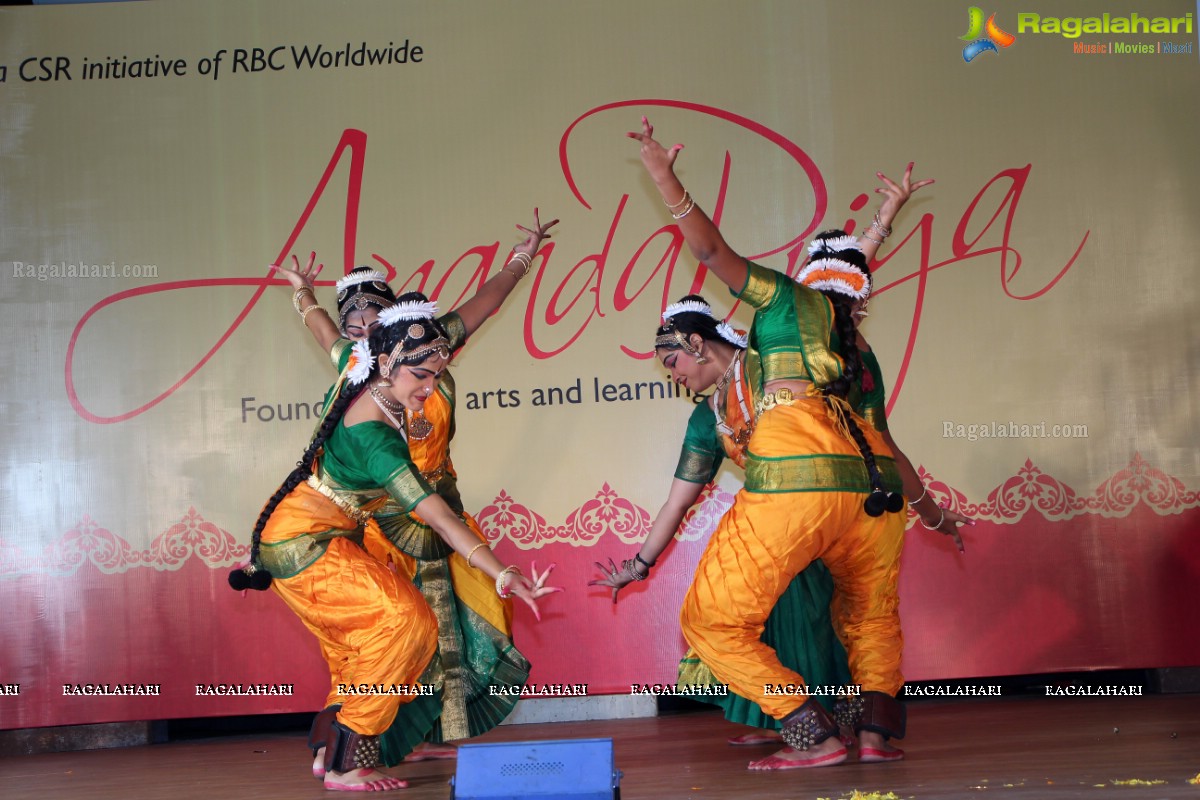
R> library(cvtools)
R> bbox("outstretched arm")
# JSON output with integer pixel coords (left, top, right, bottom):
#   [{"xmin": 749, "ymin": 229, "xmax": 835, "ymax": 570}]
[
  {"xmin": 627, "ymin": 116, "xmax": 748, "ymax": 293},
  {"xmin": 589, "ymin": 478, "xmax": 704, "ymax": 603},
  {"xmin": 413, "ymin": 492, "xmax": 561, "ymax": 619},
  {"xmin": 881, "ymin": 429, "xmax": 972, "ymax": 553},
  {"xmin": 453, "ymin": 210, "xmax": 558, "ymax": 337},
  {"xmin": 857, "ymin": 163, "xmax": 934, "ymax": 263},
  {"xmin": 270, "ymin": 252, "xmax": 342, "ymax": 353}
]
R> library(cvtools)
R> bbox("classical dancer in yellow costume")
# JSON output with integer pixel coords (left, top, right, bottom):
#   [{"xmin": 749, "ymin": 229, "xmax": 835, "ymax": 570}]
[
  {"xmin": 590, "ymin": 296, "xmax": 855, "ymax": 756},
  {"xmin": 624, "ymin": 117, "xmax": 970, "ymax": 770},
  {"xmin": 273, "ymin": 213, "xmax": 557, "ymax": 771},
  {"xmin": 232, "ymin": 292, "xmax": 559, "ymax": 792}
]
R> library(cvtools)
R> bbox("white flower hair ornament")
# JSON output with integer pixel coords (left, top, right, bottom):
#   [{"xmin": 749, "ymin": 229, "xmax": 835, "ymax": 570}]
[
  {"xmin": 378, "ymin": 300, "xmax": 439, "ymax": 327},
  {"xmin": 335, "ymin": 269, "xmax": 389, "ymax": 294},
  {"xmin": 796, "ymin": 258, "xmax": 871, "ymax": 300},
  {"xmin": 662, "ymin": 299, "xmax": 714, "ymax": 322},
  {"xmin": 807, "ymin": 236, "xmax": 862, "ymax": 257},
  {"xmin": 346, "ymin": 340, "xmax": 375, "ymax": 386},
  {"xmin": 716, "ymin": 322, "xmax": 749, "ymax": 348}
]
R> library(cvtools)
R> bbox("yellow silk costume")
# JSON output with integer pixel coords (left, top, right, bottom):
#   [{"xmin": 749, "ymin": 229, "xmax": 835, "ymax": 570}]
[
  {"xmin": 679, "ymin": 261, "xmax": 907, "ymax": 721},
  {"xmin": 259, "ymin": 479, "xmax": 438, "ymax": 738},
  {"xmin": 361, "ymin": 379, "xmax": 528, "ymax": 744},
  {"xmin": 674, "ymin": 361, "xmax": 853, "ymax": 724},
  {"xmin": 329, "ymin": 331, "xmax": 529, "ymax": 752}
]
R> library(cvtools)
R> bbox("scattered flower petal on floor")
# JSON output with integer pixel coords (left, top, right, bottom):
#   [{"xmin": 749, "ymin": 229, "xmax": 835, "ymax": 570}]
[{"xmin": 1110, "ymin": 778, "xmax": 1167, "ymax": 786}]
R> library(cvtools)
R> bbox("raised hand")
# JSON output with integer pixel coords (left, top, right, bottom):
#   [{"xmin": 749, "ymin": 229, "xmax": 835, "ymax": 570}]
[
  {"xmin": 875, "ymin": 163, "xmax": 934, "ymax": 228},
  {"xmin": 270, "ymin": 251, "xmax": 323, "ymax": 291},
  {"xmin": 625, "ymin": 116, "xmax": 684, "ymax": 184},
  {"xmin": 512, "ymin": 209, "xmax": 559, "ymax": 259}
]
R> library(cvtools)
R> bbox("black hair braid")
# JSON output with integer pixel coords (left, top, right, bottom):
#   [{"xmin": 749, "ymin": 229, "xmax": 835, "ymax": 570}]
[
  {"xmin": 229, "ymin": 379, "xmax": 368, "ymax": 591},
  {"xmin": 824, "ymin": 294, "xmax": 903, "ymax": 517}
]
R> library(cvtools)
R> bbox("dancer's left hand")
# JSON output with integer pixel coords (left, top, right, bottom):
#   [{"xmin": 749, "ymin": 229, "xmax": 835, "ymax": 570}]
[
  {"xmin": 505, "ymin": 560, "xmax": 562, "ymax": 621},
  {"xmin": 926, "ymin": 506, "xmax": 972, "ymax": 554},
  {"xmin": 875, "ymin": 163, "xmax": 934, "ymax": 228},
  {"xmin": 626, "ymin": 116, "xmax": 684, "ymax": 185}
]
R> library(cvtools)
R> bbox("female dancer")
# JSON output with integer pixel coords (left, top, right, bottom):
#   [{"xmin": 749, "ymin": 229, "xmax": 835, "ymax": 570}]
[
  {"xmin": 273, "ymin": 213, "xmax": 557, "ymax": 768},
  {"xmin": 590, "ymin": 296, "xmax": 853, "ymax": 758},
  {"xmin": 232, "ymin": 294, "xmax": 558, "ymax": 791},
  {"xmin": 621, "ymin": 116, "xmax": 969, "ymax": 770}
]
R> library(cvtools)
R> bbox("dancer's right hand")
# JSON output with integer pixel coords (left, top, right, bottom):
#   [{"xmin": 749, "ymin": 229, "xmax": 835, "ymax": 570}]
[
  {"xmin": 512, "ymin": 209, "xmax": 559, "ymax": 260},
  {"xmin": 270, "ymin": 251, "xmax": 322, "ymax": 291},
  {"xmin": 588, "ymin": 556, "xmax": 644, "ymax": 605}
]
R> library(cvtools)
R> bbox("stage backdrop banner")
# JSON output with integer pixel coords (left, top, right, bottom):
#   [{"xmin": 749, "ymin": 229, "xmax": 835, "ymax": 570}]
[{"xmin": 1, "ymin": 0, "xmax": 1197, "ymax": 729}]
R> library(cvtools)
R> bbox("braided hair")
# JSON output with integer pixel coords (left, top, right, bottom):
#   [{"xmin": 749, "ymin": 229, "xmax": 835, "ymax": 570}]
[
  {"xmin": 230, "ymin": 291, "xmax": 449, "ymax": 591},
  {"xmin": 806, "ymin": 231, "xmax": 904, "ymax": 517}
]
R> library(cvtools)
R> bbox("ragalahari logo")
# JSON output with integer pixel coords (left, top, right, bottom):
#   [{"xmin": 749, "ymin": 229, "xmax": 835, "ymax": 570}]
[{"xmin": 960, "ymin": 7, "xmax": 1016, "ymax": 61}]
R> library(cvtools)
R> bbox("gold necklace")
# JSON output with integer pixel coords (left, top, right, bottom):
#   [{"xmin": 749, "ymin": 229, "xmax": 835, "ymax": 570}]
[
  {"xmin": 714, "ymin": 353, "xmax": 740, "ymax": 395},
  {"xmin": 406, "ymin": 409, "xmax": 434, "ymax": 441},
  {"xmin": 369, "ymin": 391, "xmax": 406, "ymax": 435},
  {"xmin": 369, "ymin": 383, "xmax": 404, "ymax": 413}
]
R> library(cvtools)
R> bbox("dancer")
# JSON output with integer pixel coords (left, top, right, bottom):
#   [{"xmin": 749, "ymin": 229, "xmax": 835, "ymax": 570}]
[
  {"xmin": 273, "ymin": 212, "xmax": 558, "ymax": 767},
  {"xmin": 590, "ymin": 296, "xmax": 852, "ymax": 749},
  {"xmin": 622, "ymin": 116, "xmax": 969, "ymax": 770},
  {"xmin": 232, "ymin": 294, "xmax": 559, "ymax": 791}
]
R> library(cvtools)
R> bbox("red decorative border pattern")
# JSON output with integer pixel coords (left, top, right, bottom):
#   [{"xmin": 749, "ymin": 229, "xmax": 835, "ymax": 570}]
[
  {"xmin": 2, "ymin": 454, "xmax": 1195, "ymax": 575},
  {"xmin": 0, "ymin": 508, "xmax": 247, "ymax": 578}
]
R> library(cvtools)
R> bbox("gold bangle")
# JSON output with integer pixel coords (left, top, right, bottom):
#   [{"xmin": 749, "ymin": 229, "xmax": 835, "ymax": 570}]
[
  {"xmin": 300, "ymin": 305, "xmax": 327, "ymax": 328},
  {"xmin": 920, "ymin": 507, "xmax": 946, "ymax": 531},
  {"xmin": 507, "ymin": 252, "xmax": 533, "ymax": 277},
  {"xmin": 906, "ymin": 487, "xmax": 928, "ymax": 508},
  {"xmin": 496, "ymin": 565, "xmax": 521, "ymax": 598},
  {"xmin": 672, "ymin": 197, "xmax": 697, "ymax": 220},
  {"xmin": 466, "ymin": 542, "xmax": 489, "ymax": 568},
  {"xmin": 871, "ymin": 212, "xmax": 893, "ymax": 238},
  {"xmin": 663, "ymin": 189, "xmax": 689, "ymax": 209},
  {"xmin": 292, "ymin": 287, "xmax": 314, "ymax": 314}
]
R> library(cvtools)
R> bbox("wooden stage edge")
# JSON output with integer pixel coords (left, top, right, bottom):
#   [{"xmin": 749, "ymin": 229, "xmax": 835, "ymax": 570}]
[{"xmin": 1, "ymin": 694, "xmax": 1198, "ymax": 800}]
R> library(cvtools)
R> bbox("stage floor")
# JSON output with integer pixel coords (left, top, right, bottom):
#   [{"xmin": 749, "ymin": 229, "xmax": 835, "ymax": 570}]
[{"xmin": 1, "ymin": 694, "xmax": 1197, "ymax": 799}]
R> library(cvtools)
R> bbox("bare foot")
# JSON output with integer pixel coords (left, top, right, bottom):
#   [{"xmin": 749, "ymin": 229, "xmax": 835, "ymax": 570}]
[
  {"xmin": 324, "ymin": 767, "xmax": 408, "ymax": 791},
  {"xmin": 405, "ymin": 742, "xmax": 458, "ymax": 761},
  {"xmin": 313, "ymin": 746, "xmax": 325, "ymax": 778},
  {"xmin": 727, "ymin": 728, "xmax": 782, "ymax": 746},
  {"xmin": 747, "ymin": 738, "xmax": 847, "ymax": 770},
  {"xmin": 858, "ymin": 730, "xmax": 904, "ymax": 763},
  {"xmin": 839, "ymin": 726, "xmax": 857, "ymax": 749}
]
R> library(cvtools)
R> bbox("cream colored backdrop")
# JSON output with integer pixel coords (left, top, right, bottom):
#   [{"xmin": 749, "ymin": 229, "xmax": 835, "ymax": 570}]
[{"xmin": 1, "ymin": 0, "xmax": 1197, "ymax": 728}]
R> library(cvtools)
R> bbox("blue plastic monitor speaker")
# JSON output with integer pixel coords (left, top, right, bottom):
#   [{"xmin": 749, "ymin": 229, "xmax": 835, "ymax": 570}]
[{"xmin": 449, "ymin": 738, "xmax": 622, "ymax": 799}]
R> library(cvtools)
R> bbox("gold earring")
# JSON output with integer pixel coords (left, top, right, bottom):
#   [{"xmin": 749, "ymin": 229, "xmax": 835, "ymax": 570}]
[{"xmin": 695, "ymin": 351, "xmax": 708, "ymax": 365}]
